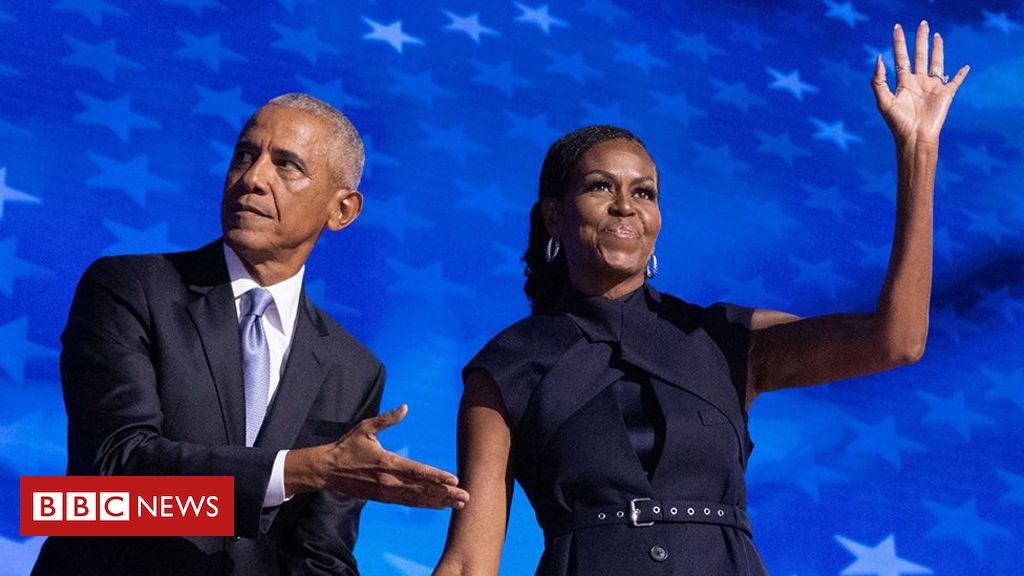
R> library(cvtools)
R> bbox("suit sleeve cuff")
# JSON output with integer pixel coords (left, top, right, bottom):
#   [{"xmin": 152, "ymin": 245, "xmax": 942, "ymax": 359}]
[{"xmin": 262, "ymin": 449, "xmax": 291, "ymax": 508}]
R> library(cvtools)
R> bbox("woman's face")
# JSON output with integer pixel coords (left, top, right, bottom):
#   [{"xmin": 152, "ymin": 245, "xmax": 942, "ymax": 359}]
[{"xmin": 546, "ymin": 138, "xmax": 661, "ymax": 294}]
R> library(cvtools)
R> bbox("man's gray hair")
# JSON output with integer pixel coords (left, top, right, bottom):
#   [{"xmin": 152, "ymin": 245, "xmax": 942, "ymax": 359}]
[{"xmin": 266, "ymin": 93, "xmax": 365, "ymax": 189}]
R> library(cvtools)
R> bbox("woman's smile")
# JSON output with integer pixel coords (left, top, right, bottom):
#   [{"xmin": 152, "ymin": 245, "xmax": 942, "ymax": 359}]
[{"xmin": 604, "ymin": 221, "xmax": 640, "ymax": 239}]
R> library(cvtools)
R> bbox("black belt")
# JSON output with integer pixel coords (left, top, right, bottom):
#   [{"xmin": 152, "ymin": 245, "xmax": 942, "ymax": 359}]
[{"xmin": 543, "ymin": 498, "xmax": 752, "ymax": 537}]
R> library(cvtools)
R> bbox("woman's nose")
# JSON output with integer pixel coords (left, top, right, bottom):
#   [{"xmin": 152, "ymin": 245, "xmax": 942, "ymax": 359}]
[{"xmin": 610, "ymin": 191, "xmax": 636, "ymax": 216}]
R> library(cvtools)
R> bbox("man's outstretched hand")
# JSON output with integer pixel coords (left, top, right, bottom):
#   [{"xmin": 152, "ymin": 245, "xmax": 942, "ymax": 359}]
[{"xmin": 285, "ymin": 404, "xmax": 470, "ymax": 509}]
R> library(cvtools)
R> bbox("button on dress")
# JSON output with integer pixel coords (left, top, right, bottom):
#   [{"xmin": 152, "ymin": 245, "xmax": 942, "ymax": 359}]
[{"xmin": 465, "ymin": 284, "xmax": 768, "ymax": 575}]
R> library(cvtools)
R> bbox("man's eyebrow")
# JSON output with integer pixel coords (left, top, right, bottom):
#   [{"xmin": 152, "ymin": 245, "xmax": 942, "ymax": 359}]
[{"xmin": 272, "ymin": 148, "xmax": 309, "ymax": 171}]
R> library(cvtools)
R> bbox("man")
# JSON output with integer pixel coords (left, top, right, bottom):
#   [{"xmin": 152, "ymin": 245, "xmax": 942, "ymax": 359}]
[{"xmin": 33, "ymin": 93, "xmax": 468, "ymax": 575}]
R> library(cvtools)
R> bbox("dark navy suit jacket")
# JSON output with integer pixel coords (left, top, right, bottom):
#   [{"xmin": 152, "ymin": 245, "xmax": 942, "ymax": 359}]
[{"xmin": 33, "ymin": 240, "xmax": 384, "ymax": 575}]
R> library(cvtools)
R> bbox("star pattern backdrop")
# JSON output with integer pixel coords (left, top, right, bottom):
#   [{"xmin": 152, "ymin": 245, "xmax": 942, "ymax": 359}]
[{"xmin": 0, "ymin": 0, "xmax": 1022, "ymax": 574}]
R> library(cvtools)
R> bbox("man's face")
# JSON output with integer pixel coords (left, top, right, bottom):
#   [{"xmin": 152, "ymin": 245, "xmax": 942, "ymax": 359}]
[{"xmin": 221, "ymin": 105, "xmax": 343, "ymax": 262}]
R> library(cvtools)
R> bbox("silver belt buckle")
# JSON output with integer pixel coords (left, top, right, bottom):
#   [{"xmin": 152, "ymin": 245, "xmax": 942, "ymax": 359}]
[{"xmin": 629, "ymin": 498, "xmax": 654, "ymax": 527}]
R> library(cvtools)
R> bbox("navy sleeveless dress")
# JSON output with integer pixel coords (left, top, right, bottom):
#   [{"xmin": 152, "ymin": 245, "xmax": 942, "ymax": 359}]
[{"xmin": 465, "ymin": 284, "xmax": 768, "ymax": 575}]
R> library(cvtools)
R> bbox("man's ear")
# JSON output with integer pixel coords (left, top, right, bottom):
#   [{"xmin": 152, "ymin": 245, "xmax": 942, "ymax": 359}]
[
  {"xmin": 541, "ymin": 197, "xmax": 560, "ymax": 240},
  {"xmin": 326, "ymin": 189, "xmax": 363, "ymax": 232}
]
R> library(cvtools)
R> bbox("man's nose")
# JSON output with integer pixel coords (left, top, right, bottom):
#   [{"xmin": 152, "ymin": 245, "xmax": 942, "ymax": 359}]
[{"xmin": 241, "ymin": 154, "xmax": 272, "ymax": 193}]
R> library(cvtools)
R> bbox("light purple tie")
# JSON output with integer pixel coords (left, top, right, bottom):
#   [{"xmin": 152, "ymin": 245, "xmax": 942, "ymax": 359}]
[{"xmin": 241, "ymin": 288, "xmax": 274, "ymax": 447}]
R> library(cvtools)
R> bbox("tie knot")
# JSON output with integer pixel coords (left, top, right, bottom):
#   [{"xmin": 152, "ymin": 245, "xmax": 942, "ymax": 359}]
[{"xmin": 244, "ymin": 288, "xmax": 274, "ymax": 318}]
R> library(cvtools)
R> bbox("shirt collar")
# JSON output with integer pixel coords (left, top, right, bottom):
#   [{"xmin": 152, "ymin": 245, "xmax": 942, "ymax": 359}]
[
  {"xmin": 222, "ymin": 242, "xmax": 305, "ymax": 334},
  {"xmin": 564, "ymin": 283, "xmax": 654, "ymax": 344}
]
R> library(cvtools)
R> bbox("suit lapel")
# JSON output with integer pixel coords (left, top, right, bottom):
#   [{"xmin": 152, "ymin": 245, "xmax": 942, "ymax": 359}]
[
  {"xmin": 183, "ymin": 242, "xmax": 247, "ymax": 446},
  {"xmin": 181, "ymin": 242, "xmax": 330, "ymax": 449},
  {"xmin": 255, "ymin": 291, "xmax": 328, "ymax": 449}
]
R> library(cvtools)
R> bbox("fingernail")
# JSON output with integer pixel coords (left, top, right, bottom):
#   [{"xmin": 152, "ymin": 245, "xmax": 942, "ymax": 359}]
[
  {"xmin": 894, "ymin": 23, "xmax": 901, "ymax": 29},
  {"xmin": 934, "ymin": 32, "xmax": 940, "ymax": 38},
  {"xmin": 920, "ymin": 20, "xmax": 927, "ymax": 27}
]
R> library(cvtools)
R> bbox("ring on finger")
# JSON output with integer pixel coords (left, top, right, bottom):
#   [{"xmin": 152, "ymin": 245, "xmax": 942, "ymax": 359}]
[{"xmin": 929, "ymin": 67, "xmax": 950, "ymax": 84}]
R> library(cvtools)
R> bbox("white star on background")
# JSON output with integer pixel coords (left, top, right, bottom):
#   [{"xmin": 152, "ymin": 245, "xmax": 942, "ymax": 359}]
[
  {"xmin": 580, "ymin": 0, "xmax": 628, "ymax": 25},
  {"xmin": 101, "ymin": 219, "xmax": 182, "ymax": 256},
  {"xmin": 175, "ymin": 31, "xmax": 246, "ymax": 73},
  {"xmin": 824, "ymin": 0, "xmax": 869, "ymax": 28},
  {"xmin": 957, "ymin": 144, "xmax": 1006, "ymax": 176},
  {"xmin": 86, "ymin": 153, "xmax": 180, "ymax": 206},
  {"xmin": 74, "ymin": 91, "xmax": 161, "ymax": 141},
  {"xmin": 271, "ymin": 23, "xmax": 340, "ymax": 64},
  {"xmin": 357, "ymin": 195, "xmax": 433, "ymax": 241},
  {"xmin": 296, "ymin": 75, "xmax": 368, "ymax": 110},
  {"xmin": 811, "ymin": 117, "xmax": 862, "ymax": 151},
  {"xmin": 963, "ymin": 209, "xmax": 1015, "ymax": 244},
  {"xmin": 514, "ymin": 3, "xmax": 568, "ymax": 34},
  {"xmin": 0, "ymin": 317, "xmax": 58, "ymax": 386},
  {"xmin": 62, "ymin": 35, "xmax": 142, "ymax": 81},
  {"xmin": 52, "ymin": 0, "xmax": 127, "ymax": 26},
  {"xmin": 767, "ymin": 67, "xmax": 819, "ymax": 100},
  {"xmin": 863, "ymin": 44, "xmax": 895, "ymax": 71},
  {"xmin": 650, "ymin": 90, "xmax": 707, "ymax": 127},
  {"xmin": 192, "ymin": 84, "xmax": 255, "ymax": 129},
  {"xmin": 672, "ymin": 30, "xmax": 725, "ymax": 62},
  {"xmin": 982, "ymin": 10, "xmax": 1021, "ymax": 35},
  {"xmin": 835, "ymin": 534, "xmax": 932, "ymax": 576},
  {"xmin": 363, "ymin": 18, "xmax": 424, "ymax": 54},
  {"xmin": 0, "ymin": 167, "xmax": 41, "ymax": 219},
  {"xmin": 612, "ymin": 41, "xmax": 667, "ymax": 74},
  {"xmin": 385, "ymin": 259, "xmax": 473, "ymax": 306},
  {"xmin": 443, "ymin": 10, "xmax": 499, "ymax": 43},
  {"xmin": 753, "ymin": 130, "xmax": 810, "ymax": 166},
  {"xmin": 789, "ymin": 256, "xmax": 854, "ymax": 300}
]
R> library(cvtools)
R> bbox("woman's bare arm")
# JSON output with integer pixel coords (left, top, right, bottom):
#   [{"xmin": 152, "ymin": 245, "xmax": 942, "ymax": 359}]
[
  {"xmin": 434, "ymin": 371, "xmax": 515, "ymax": 576},
  {"xmin": 745, "ymin": 22, "xmax": 968, "ymax": 408}
]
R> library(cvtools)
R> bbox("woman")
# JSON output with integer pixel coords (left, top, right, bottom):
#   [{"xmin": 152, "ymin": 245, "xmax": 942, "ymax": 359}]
[{"xmin": 435, "ymin": 22, "xmax": 968, "ymax": 575}]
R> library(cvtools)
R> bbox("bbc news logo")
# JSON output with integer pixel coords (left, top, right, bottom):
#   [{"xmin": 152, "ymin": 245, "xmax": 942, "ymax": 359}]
[
  {"xmin": 21, "ymin": 476, "xmax": 234, "ymax": 536},
  {"xmin": 32, "ymin": 491, "xmax": 220, "ymax": 521},
  {"xmin": 33, "ymin": 491, "xmax": 133, "ymax": 521}
]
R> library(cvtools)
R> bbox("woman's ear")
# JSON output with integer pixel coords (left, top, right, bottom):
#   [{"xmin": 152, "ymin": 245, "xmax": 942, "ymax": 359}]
[
  {"xmin": 326, "ymin": 189, "xmax": 363, "ymax": 232},
  {"xmin": 541, "ymin": 197, "xmax": 560, "ymax": 240}
]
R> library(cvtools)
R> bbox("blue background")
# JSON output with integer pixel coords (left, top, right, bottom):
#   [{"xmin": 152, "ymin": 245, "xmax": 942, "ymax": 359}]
[{"xmin": 1, "ymin": 0, "xmax": 1022, "ymax": 574}]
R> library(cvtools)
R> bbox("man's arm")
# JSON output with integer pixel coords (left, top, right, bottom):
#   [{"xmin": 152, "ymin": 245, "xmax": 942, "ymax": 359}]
[
  {"xmin": 275, "ymin": 361, "xmax": 386, "ymax": 575},
  {"xmin": 283, "ymin": 403, "xmax": 470, "ymax": 509},
  {"xmin": 61, "ymin": 257, "xmax": 279, "ymax": 537},
  {"xmin": 63, "ymin": 256, "xmax": 468, "ymax": 543}
]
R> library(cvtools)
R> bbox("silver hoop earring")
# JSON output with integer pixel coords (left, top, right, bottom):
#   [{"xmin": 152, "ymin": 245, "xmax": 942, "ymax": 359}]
[
  {"xmin": 546, "ymin": 238, "xmax": 561, "ymax": 263},
  {"xmin": 646, "ymin": 253, "xmax": 658, "ymax": 279}
]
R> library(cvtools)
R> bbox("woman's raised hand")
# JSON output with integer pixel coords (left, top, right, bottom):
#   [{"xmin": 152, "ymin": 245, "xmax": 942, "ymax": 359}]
[{"xmin": 871, "ymin": 20, "xmax": 969, "ymax": 146}]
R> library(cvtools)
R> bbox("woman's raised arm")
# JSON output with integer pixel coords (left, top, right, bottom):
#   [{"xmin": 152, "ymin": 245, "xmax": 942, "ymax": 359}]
[{"xmin": 744, "ymin": 21, "xmax": 969, "ymax": 407}]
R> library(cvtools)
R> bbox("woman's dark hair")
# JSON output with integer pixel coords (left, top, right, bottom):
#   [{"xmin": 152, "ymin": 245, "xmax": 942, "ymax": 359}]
[{"xmin": 524, "ymin": 125, "xmax": 648, "ymax": 315}]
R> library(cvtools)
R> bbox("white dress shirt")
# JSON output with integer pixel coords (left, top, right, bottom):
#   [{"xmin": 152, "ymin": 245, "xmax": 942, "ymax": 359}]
[{"xmin": 223, "ymin": 243, "xmax": 303, "ymax": 508}]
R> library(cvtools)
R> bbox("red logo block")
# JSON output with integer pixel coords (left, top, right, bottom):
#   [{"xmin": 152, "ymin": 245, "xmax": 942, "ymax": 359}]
[{"xmin": 21, "ymin": 476, "xmax": 234, "ymax": 536}]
